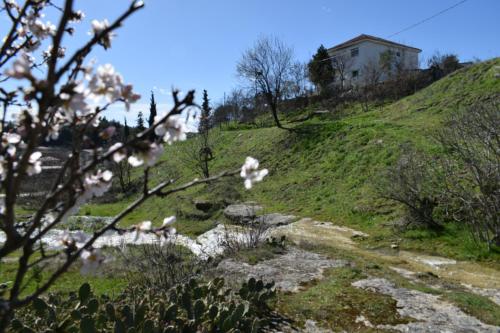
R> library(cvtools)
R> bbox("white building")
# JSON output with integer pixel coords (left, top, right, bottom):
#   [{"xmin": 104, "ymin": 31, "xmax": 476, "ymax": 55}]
[{"xmin": 327, "ymin": 34, "xmax": 421, "ymax": 86}]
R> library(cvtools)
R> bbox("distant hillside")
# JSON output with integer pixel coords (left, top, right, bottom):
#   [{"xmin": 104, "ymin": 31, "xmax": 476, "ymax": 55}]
[{"xmin": 85, "ymin": 58, "xmax": 500, "ymax": 260}]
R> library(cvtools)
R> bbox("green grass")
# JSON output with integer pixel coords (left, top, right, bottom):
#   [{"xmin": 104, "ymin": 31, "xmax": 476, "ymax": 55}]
[
  {"xmin": 230, "ymin": 243, "xmax": 286, "ymax": 265},
  {"xmin": 277, "ymin": 267, "xmax": 411, "ymax": 332},
  {"xmin": 0, "ymin": 260, "xmax": 126, "ymax": 296},
  {"xmin": 444, "ymin": 291, "xmax": 500, "ymax": 326}
]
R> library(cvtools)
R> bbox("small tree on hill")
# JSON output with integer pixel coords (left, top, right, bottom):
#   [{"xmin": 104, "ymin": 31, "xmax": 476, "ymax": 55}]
[
  {"xmin": 114, "ymin": 117, "xmax": 133, "ymax": 192},
  {"xmin": 198, "ymin": 90, "xmax": 213, "ymax": 178},
  {"xmin": 428, "ymin": 52, "xmax": 461, "ymax": 81},
  {"xmin": 237, "ymin": 36, "xmax": 294, "ymax": 129},
  {"xmin": 308, "ymin": 45, "xmax": 335, "ymax": 92},
  {"xmin": 148, "ymin": 91, "xmax": 158, "ymax": 141},
  {"xmin": 136, "ymin": 111, "xmax": 145, "ymax": 131}
]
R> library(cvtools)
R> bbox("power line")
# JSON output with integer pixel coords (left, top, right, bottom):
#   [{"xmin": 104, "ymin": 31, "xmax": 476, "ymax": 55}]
[{"xmin": 388, "ymin": 0, "xmax": 468, "ymax": 38}]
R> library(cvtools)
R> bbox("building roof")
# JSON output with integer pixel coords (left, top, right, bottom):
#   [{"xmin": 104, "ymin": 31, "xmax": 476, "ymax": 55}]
[{"xmin": 328, "ymin": 34, "xmax": 421, "ymax": 53}]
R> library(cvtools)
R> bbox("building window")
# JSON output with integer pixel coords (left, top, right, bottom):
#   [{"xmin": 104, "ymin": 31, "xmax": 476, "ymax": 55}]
[
  {"xmin": 351, "ymin": 47, "xmax": 359, "ymax": 57},
  {"xmin": 331, "ymin": 56, "xmax": 337, "ymax": 64},
  {"xmin": 396, "ymin": 51, "xmax": 401, "ymax": 57},
  {"xmin": 352, "ymin": 70, "xmax": 359, "ymax": 78}
]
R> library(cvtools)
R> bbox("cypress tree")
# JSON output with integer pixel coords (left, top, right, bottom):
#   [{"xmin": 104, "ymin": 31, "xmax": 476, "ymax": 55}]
[{"xmin": 148, "ymin": 91, "xmax": 157, "ymax": 140}]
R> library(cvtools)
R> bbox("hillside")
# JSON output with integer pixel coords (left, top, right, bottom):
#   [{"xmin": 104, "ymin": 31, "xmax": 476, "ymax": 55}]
[{"xmin": 85, "ymin": 58, "xmax": 500, "ymax": 260}]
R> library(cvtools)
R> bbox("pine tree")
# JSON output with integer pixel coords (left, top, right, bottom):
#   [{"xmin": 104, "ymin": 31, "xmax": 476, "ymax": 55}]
[
  {"xmin": 136, "ymin": 111, "xmax": 145, "ymax": 131},
  {"xmin": 148, "ymin": 91, "xmax": 157, "ymax": 141},
  {"xmin": 308, "ymin": 45, "xmax": 335, "ymax": 92},
  {"xmin": 199, "ymin": 90, "xmax": 213, "ymax": 178}
]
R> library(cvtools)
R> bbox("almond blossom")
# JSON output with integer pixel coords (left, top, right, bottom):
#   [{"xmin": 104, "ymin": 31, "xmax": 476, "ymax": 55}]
[
  {"xmin": 4, "ymin": 53, "xmax": 32, "ymax": 80},
  {"xmin": 80, "ymin": 249, "xmax": 105, "ymax": 275},
  {"xmin": 25, "ymin": 12, "xmax": 56, "ymax": 39},
  {"xmin": 60, "ymin": 230, "xmax": 88, "ymax": 250},
  {"xmin": 108, "ymin": 142, "xmax": 127, "ymax": 163},
  {"xmin": 127, "ymin": 142, "xmax": 164, "ymax": 167},
  {"xmin": 91, "ymin": 19, "xmax": 113, "ymax": 49},
  {"xmin": 26, "ymin": 151, "xmax": 42, "ymax": 176},
  {"xmin": 154, "ymin": 115, "xmax": 187, "ymax": 145},
  {"xmin": 162, "ymin": 216, "xmax": 176, "ymax": 227},
  {"xmin": 88, "ymin": 64, "xmax": 123, "ymax": 101},
  {"xmin": 82, "ymin": 170, "xmax": 113, "ymax": 199},
  {"xmin": 240, "ymin": 156, "xmax": 268, "ymax": 189},
  {"xmin": 2, "ymin": 132, "xmax": 22, "ymax": 157},
  {"xmin": 133, "ymin": 220, "xmax": 152, "ymax": 241}
]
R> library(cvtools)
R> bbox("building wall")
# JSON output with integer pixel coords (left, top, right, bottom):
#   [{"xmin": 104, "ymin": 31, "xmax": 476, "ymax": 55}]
[{"xmin": 328, "ymin": 40, "xmax": 420, "ymax": 86}]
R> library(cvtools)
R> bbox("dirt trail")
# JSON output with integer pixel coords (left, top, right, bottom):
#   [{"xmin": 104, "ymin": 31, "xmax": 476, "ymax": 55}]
[
  {"xmin": 273, "ymin": 218, "xmax": 500, "ymax": 291},
  {"xmin": 270, "ymin": 218, "xmax": 500, "ymax": 331}
]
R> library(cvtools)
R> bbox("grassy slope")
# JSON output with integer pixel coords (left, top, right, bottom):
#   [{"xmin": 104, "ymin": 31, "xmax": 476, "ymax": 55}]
[{"xmin": 83, "ymin": 58, "xmax": 500, "ymax": 261}]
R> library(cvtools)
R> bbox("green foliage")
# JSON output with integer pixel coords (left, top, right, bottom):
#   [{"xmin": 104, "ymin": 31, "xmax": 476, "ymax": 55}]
[
  {"xmin": 11, "ymin": 278, "xmax": 275, "ymax": 332},
  {"xmin": 308, "ymin": 45, "xmax": 334, "ymax": 91}
]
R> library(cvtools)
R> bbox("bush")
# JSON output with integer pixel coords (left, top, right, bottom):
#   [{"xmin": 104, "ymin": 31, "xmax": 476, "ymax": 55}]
[
  {"xmin": 11, "ymin": 277, "xmax": 276, "ymax": 332},
  {"xmin": 437, "ymin": 103, "xmax": 500, "ymax": 248},
  {"xmin": 379, "ymin": 146, "xmax": 443, "ymax": 230},
  {"xmin": 120, "ymin": 241, "xmax": 208, "ymax": 294}
]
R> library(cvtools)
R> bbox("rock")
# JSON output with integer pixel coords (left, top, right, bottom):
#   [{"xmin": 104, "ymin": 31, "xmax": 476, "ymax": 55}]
[
  {"xmin": 254, "ymin": 213, "xmax": 296, "ymax": 227},
  {"xmin": 194, "ymin": 199, "xmax": 215, "ymax": 212},
  {"xmin": 216, "ymin": 247, "xmax": 349, "ymax": 292},
  {"xmin": 391, "ymin": 243, "xmax": 399, "ymax": 249},
  {"xmin": 351, "ymin": 231, "xmax": 368, "ymax": 240},
  {"xmin": 223, "ymin": 203, "xmax": 263, "ymax": 223},
  {"xmin": 352, "ymin": 278, "xmax": 500, "ymax": 332}
]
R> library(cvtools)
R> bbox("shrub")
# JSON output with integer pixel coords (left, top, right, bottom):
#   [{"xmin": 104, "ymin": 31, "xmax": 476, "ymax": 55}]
[
  {"xmin": 437, "ymin": 103, "xmax": 500, "ymax": 248},
  {"xmin": 379, "ymin": 146, "xmax": 443, "ymax": 230},
  {"xmin": 120, "ymin": 241, "xmax": 208, "ymax": 294},
  {"xmin": 11, "ymin": 278, "xmax": 275, "ymax": 332}
]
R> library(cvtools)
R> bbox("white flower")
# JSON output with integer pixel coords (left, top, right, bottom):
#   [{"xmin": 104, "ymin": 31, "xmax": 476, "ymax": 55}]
[
  {"xmin": 2, "ymin": 132, "xmax": 22, "ymax": 157},
  {"xmin": 82, "ymin": 170, "xmax": 113, "ymax": 199},
  {"xmin": 133, "ymin": 0, "xmax": 145, "ymax": 9},
  {"xmin": 154, "ymin": 115, "xmax": 187, "ymax": 145},
  {"xmin": 162, "ymin": 216, "xmax": 176, "ymax": 227},
  {"xmin": 4, "ymin": 53, "xmax": 32, "ymax": 79},
  {"xmin": 88, "ymin": 64, "xmax": 123, "ymax": 102},
  {"xmin": 128, "ymin": 142, "xmax": 164, "ymax": 167},
  {"xmin": 60, "ymin": 86, "xmax": 91, "ymax": 116},
  {"xmin": 43, "ymin": 45, "xmax": 66, "ymax": 59},
  {"xmin": 0, "ymin": 198, "xmax": 5, "ymax": 215},
  {"xmin": 26, "ymin": 151, "xmax": 42, "ymax": 176},
  {"xmin": 108, "ymin": 142, "xmax": 126, "ymax": 163},
  {"xmin": 240, "ymin": 157, "xmax": 268, "ymax": 189},
  {"xmin": 120, "ymin": 84, "xmax": 140, "ymax": 111},
  {"xmin": 70, "ymin": 10, "xmax": 85, "ymax": 22},
  {"xmin": 91, "ymin": 19, "xmax": 113, "ymax": 49},
  {"xmin": 27, "ymin": 16, "xmax": 56, "ymax": 39},
  {"xmin": 60, "ymin": 230, "xmax": 88, "ymax": 249},
  {"xmin": 133, "ymin": 220, "xmax": 152, "ymax": 241},
  {"xmin": 80, "ymin": 249, "xmax": 105, "ymax": 275},
  {"xmin": 0, "ymin": 156, "xmax": 5, "ymax": 181},
  {"xmin": 127, "ymin": 155, "xmax": 143, "ymax": 167}
]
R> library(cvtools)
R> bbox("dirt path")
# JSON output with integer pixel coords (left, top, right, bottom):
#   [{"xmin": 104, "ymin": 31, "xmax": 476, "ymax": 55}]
[
  {"xmin": 273, "ymin": 218, "xmax": 500, "ymax": 291},
  {"xmin": 269, "ymin": 218, "xmax": 500, "ymax": 332}
]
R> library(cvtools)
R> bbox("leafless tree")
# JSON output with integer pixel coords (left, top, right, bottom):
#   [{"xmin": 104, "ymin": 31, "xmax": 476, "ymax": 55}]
[
  {"xmin": 359, "ymin": 60, "xmax": 382, "ymax": 111},
  {"xmin": 380, "ymin": 146, "xmax": 442, "ymax": 230},
  {"xmin": 287, "ymin": 61, "xmax": 310, "ymax": 99},
  {"xmin": 331, "ymin": 52, "xmax": 354, "ymax": 90},
  {"xmin": 438, "ymin": 103, "xmax": 500, "ymax": 248},
  {"xmin": 237, "ymin": 36, "xmax": 294, "ymax": 129}
]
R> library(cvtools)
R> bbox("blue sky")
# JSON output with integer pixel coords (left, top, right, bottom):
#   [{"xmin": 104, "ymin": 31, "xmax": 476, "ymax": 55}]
[{"xmin": 2, "ymin": 0, "xmax": 500, "ymax": 124}]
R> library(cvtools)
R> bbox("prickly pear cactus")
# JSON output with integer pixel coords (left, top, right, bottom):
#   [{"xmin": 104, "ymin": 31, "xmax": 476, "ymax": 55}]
[{"xmin": 10, "ymin": 277, "xmax": 275, "ymax": 332}]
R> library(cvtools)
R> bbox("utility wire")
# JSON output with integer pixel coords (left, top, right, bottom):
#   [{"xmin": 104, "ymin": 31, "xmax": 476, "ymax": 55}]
[{"xmin": 387, "ymin": 0, "xmax": 468, "ymax": 38}]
